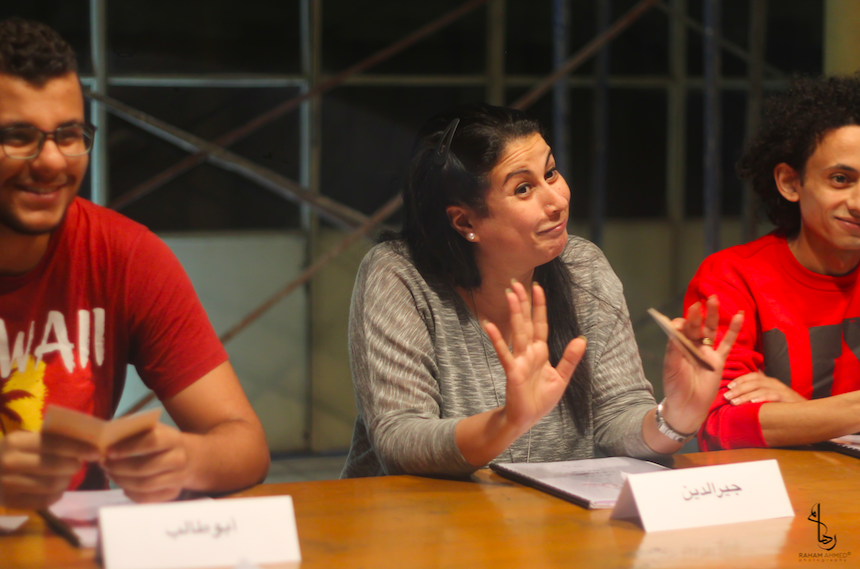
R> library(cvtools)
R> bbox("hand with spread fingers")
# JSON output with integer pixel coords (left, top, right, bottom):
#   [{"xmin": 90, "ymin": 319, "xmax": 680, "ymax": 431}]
[
  {"xmin": 656, "ymin": 295, "xmax": 744, "ymax": 444},
  {"xmin": 101, "ymin": 423, "xmax": 190, "ymax": 503},
  {"xmin": 483, "ymin": 280, "xmax": 587, "ymax": 432},
  {"xmin": 0, "ymin": 431, "xmax": 99, "ymax": 509},
  {"xmin": 724, "ymin": 371, "xmax": 806, "ymax": 405}
]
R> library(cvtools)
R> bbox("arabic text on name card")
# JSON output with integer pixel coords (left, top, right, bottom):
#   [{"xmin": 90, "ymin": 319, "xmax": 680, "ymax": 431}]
[
  {"xmin": 99, "ymin": 495, "xmax": 301, "ymax": 569},
  {"xmin": 611, "ymin": 459, "xmax": 794, "ymax": 532}
]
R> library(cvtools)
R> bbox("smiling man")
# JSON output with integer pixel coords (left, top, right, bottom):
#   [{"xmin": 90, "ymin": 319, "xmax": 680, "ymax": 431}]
[
  {"xmin": 0, "ymin": 18, "xmax": 269, "ymax": 508},
  {"xmin": 685, "ymin": 74, "xmax": 860, "ymax": 451}
]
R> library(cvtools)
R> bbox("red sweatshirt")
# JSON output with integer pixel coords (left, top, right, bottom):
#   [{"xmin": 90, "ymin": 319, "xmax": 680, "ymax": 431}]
[{"xmin": 684, "ymin": 233, "xmax": 860, "ymax": 450}]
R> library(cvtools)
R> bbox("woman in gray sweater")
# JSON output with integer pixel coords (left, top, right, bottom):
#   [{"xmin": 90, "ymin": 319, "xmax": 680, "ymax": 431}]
[{"xmin": 342, "ymin": 104, "xmax": 742, "ymax": 478}]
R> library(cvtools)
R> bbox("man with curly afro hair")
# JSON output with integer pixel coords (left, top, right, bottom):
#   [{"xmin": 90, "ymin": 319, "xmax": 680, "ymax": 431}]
[
  {"xmin": 684, "ymin": 73, "xmax": 860, "ymax": 451},
  {"xmin": 0, "ymin": 18, "xmax": 269, "ymax": 509}
]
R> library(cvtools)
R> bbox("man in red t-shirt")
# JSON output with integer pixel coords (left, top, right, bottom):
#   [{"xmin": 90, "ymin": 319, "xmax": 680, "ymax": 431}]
[
  {"xmin": 0, "ymin": 18, "xmax": 269, "ymax": 508},
  {"xmin": 685, "ymin": 74, "xmax": 860, "ymax": 451}
]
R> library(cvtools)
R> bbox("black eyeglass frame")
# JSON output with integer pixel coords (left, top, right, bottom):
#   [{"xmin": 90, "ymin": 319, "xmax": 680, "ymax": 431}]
[{"xmin": 0, "ymin": 122, "xmax": 97, "ymax": 159}]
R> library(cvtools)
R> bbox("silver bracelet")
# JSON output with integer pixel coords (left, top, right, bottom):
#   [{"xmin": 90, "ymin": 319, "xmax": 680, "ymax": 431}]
[{"xmin": 655, "ymin": 399, "xmax": 697, "ymax": 443}]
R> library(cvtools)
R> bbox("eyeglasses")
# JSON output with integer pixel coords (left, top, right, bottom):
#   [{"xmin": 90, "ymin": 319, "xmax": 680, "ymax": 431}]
[{"xmin": 0, "ymin": 123, "xmax": 96, "ymax": 159}]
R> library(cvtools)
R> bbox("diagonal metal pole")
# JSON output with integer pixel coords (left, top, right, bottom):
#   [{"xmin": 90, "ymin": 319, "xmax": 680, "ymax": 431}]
[
  {"xmin": 108, "ymin": 0, "xmax": 490, "ymax": 211},
  {"xmin": 655, "ymin": 0, "xmax": 784, "ymax": 79},
  {"xmin": 511, "ymin": 0, "xmax": 659, "ymax": 110},
  {"xmin": 87, "ymin": 90, "xmax": 371, "ymax": 231},
  {"xmin": 122, "ymin": 192, "xmax": 404, "ymax": 416}
]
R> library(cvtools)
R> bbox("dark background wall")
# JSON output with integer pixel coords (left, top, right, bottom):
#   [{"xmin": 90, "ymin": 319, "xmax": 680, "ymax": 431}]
[{"xmin": 1, "ymin": 1, "xmax": 824, "ymax": 232}]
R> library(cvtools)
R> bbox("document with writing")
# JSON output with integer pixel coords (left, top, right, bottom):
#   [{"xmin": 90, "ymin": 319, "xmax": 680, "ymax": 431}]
[
  {"xmin": 816, "ymin": 434, "xmax": 860, "ymax": 459},
  {"xmin": 490, "ymin": 457, "xmax": 669, "ymax": 509}
]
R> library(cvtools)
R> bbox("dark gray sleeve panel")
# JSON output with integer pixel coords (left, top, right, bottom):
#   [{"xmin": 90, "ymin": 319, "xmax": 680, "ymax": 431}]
[{"xmin": 762, "ymin": 328, "xmax": 792, "ymax": 387}]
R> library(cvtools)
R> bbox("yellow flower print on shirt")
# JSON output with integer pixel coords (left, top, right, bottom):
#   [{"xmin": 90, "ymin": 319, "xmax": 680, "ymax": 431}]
[{"xmin": 0, "ymin": 357, "xmax": 47, "ymax": 436}]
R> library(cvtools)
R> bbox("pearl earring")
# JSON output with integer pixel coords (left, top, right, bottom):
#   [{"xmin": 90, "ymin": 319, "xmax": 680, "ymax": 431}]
[{"xmin": 467, "ymin": 233, "xmax": 476, "ymax": 241}]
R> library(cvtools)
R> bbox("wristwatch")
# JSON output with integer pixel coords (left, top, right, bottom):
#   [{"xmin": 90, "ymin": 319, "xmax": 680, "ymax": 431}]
[{"xmin": 655, "ymin": 399, "xmax": 697, "ymax": 443}]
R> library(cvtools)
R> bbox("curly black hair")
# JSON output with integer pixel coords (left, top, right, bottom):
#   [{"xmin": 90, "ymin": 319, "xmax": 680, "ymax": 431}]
[
  {"xmin": 0, "ymin": 17, "xmax": 77, "ymax": 86},
  {"xmin": 738, "ymin": 73, "xmax": 860, "ymax": 235}
]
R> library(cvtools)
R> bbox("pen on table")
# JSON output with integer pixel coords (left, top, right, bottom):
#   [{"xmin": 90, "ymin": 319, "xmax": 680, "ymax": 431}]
[{"xmin": 37, "ymin": 508, "xmax": 81, "ymax": 548}]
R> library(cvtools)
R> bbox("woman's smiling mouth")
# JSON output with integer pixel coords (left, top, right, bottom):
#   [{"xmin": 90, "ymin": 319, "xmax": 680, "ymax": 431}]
[{"xmin": 538, "ymin": 219, "xmax": 567, "ymax": 235}]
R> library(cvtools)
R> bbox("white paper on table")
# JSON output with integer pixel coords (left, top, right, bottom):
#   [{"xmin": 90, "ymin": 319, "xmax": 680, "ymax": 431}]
[
  {"xmin": 832, "ymin": 434, "xmax": 860, "ymax": 445},
  {"xmin": 492, "ymin": 456, "xmax": 669, "ymax": 508},
  {"xmin": 0, "ymin": 515, "xmax": 28, "ymax": 533},
  {"xmin": 41, "ymin": 405, "xmax": 161, "ymax": 452},
  {"xmin": 48, "ymin": 489, "xmax": 134, "ymax": 548}
]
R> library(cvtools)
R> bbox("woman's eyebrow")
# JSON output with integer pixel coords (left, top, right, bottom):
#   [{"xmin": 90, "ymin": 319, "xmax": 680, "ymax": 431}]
[
  {"xmin": 503, "ymin": 168, "xmax": 530, "ymax": 184},
  {"xmin": 502, "ymin": 148, "xmax": 555, "ymax": 184}
]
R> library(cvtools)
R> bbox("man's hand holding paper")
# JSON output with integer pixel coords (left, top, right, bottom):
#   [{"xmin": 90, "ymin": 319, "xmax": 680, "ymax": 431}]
[
  {"xmin": 41, "ymin": 405, "xmax": 191, "ymax": 504},
  {"xmin": 0, "ymin": 406, "xmax": 165, "ymax": 509},
  {"xmin": 101, "ymin": 421, "xmax": 192, "ymax": 503},
  {"xmin": 0, "ymin": 429, "xmax": 99, "ymax": 510}
]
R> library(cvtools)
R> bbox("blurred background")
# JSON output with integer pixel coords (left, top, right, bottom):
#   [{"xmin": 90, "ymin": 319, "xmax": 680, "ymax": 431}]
[{"xmin": 1, "ymin": 0, "xmax": 852, "ymax": 477}]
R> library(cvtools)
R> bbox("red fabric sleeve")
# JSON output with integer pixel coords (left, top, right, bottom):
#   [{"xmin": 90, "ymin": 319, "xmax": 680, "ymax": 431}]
[
  {"xmin": 122, "ymin": 231, "xmax": 228, "ymax": 400},
  {"xmin": 684, "ymin": 256, "xmax": 768, "ymax": 451}
]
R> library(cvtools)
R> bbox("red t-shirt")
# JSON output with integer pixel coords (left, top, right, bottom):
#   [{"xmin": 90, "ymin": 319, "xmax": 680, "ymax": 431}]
[
  {"xmin": 684, "ymin": 233, "xmax": 860, "ymax": 450},
  {"xmin": 0, "ymin": 198, "xmax": 228, "ymax": 488}
]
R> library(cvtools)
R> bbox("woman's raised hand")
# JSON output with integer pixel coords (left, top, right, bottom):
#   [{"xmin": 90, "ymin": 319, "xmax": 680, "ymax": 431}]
[
  {"xmin": 658, "ymin": 295, "xmax": 744, "ymax": 437},
  {"xmin": 482, "ymin": 281, "xmax": 587, "ymax": 433}
]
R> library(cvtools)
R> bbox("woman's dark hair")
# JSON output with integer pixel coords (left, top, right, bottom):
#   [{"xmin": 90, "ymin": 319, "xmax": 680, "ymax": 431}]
[
  {"xmin": 394, "ymin": 103, "xmax": 591, "ymax": 432},
  {"xmin": 0, "ymin": 18, "xmax": 78, "ymax": 86},
  {"xmin": 738, "ymin": 73, "xmax": 860, "ymax": 235}
]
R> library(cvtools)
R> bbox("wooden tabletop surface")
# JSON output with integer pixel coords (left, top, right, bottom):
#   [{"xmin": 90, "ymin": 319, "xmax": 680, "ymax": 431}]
[{"xmin": 2, "ymin": 448, "xmax": 857, "ymax": 568}]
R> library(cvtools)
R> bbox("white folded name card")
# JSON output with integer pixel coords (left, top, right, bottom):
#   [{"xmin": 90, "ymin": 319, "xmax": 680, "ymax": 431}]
[
  {"xmin": 610, "ymin": 459, "xmax": 794, "ymax": 532},
  {"xmin": 99, "ymin": 495, "xmax": 301, "ymax": 569}
]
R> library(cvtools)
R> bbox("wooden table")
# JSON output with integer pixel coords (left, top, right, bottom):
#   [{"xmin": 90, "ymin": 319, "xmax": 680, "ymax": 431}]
[{"xmin": 2, "ymin": 448, "xmax": 857, "ymax": 568}]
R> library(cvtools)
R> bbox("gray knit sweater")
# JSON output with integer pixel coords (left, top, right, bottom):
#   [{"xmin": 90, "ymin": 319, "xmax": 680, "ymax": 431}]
[{"xmin": 342, "ymin": 236, "xmax": 663, "ymax": 478}]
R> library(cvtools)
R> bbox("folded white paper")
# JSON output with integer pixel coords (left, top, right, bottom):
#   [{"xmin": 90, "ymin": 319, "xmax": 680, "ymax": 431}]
[
  {"xmin": 611, "ymin": 459, "xmax": 794, "ymax": 532},
  {"xmin": 42, "ymin": 405, "xmax": 161, "ymax": 452},
  {"xmin": 99, "ymin": 495, "xmax": 301, "ymax": 569},
  {"xmin": 0, "ymin": 515, "xmax": 28, "ymax": 533},
  {"xmin": 48, "ymin": 489, "xmax": 134, "ymax": 548}
]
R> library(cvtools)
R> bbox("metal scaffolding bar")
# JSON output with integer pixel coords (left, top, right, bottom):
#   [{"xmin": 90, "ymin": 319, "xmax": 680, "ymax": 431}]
[
  {"xmin": 87, "ymin": 91, "xmax": 370, "ymax": 231},
  {"xmin": 123, "ymin": 192, "xmax": 405, "ymax": 416},
  {"xmin": 302, "ymin": 0, "xmax": 324, "ymax": 456},
  {"xmin": 666, "ymin": 0, "xmax": 687, "ymax": 294},
  {"xmin": 551, "ymin": 0, "xmax": 570, "ymax": 185},
  {"xmin": 742, "ymin": 0, "xmax": 767, "ymax": 243},
  {"xmin": 591, "ymin": 0, "xmax": 611, "ymax": 247},
  {"xmin": 108, "ymin": 0, "xmax": 490, "ymax": 211},
  {"xmin": 88, "ymin": 0, "xmax": 109, "ymax": 206},
  {"xmin": 486, "ymin": 0, "xmax": 506, "ymax": 105},
  {"xmin": 703, "ymin": 0, "xmax": 722, "ymax": 256},
  {"xmin": 80, "ymin": 73, "xmax": 787, "ymax": 90},
  {"xmin": 511, "ymin": 0, "xmax": 659, "ymax": 110}
]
